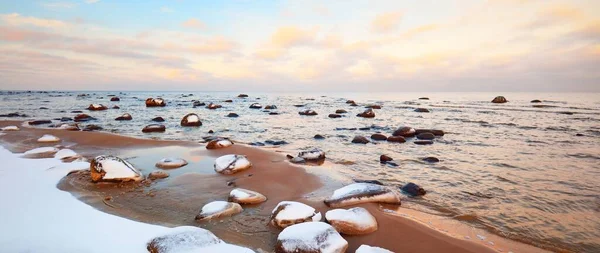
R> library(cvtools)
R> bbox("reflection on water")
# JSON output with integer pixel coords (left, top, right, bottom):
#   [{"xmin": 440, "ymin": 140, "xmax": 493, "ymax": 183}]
[{"xmin": 1, "ymin": 91, "xmax": 600, "ymax": 252}]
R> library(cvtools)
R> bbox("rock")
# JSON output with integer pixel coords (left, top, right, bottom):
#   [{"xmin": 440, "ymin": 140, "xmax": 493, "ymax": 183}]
[
  {"xmin": 386, "ymin": 136, "xmax": 406, "ymax": 143},
  {"xmin": 90, "ymin": 155, "xmax": 143, "ymax": 182},
  {"xmin": 353, "ymin": 179, "xmax": 384, "ymax": 185},
  {"xmin": 422, "ymin": 157, "xmax": 440, "ymax": 163},
  {"xmin": 491, "ymin": 96, "xmax": 508, "ymax": 103},
  {"xmin": 298, "ymin": 148, "xmax": 326, "ymax": 161},
  {"xmin": 39, "ymin": 107, "xmax": 49, "ymax": 110},
  {"xmin": 531, "ymin": 99, "xmax": 542, "ymax": 103},
  {"xmin": 414, "ymin": 108, "xmax": 430, "ymax": 113},
  {"xmin": 223, "ymin": 99, "xmax": 233, "ymax": 103},
  {"xmin": 325, "ymin": 207, "xmax": 377, "ymax": 235},
  {"xmin": 28, "ymin": 120, "xmax": 52, "ymax": 125},
  {"xmin": 275, "ymin": 222, "xmax": 347, "ymax": 253},
  {"xmin": 151, "ymin": 117, "xmax": 165, "ymax": 122},
  {"xmin": 237, "ymin": 94, "xmax": 249, "ymax": 98},
  {"xmin": 250, "ymin": 142, "xmax": 265, "ymax": 146},
  {"xmin": 193, "ymin": 101, "xmax": 206, "ymax": 107},
  {"xmin": 249, "ymin": 103, "xmax": 262, "ymax": 109},
  {"xmin": 414, "ymin": 140, "xmax": 433, "ymax": 145},
  {"xmin": 54, "ymin": 149, "xmax": 79, "ymax": 161},
  {"xmin": 351, "ymin": 136, "xmax": 370, "ymax": 144},
  {"xmin": 416, "ymin": 132, "xmax": 435, "ymax": 140},
  {"xmin": 142, "ymin": 124, "xmax": 166, "ymax": 133},
  {"xmin": 148, "ymin": 171, "xmax": 169, "ymax": 180},
  {"xmin": 206, "ymin": 103, "xmax": 222, "ymax": 109},
  {"xmin": 22, "ymin": 147, "xmax": 59, "ymax": 158},
  {"xmin": 74, "ymin": 114, "xmax": 94, "ymax": 122},
  {"xmin": 0, "ymin": 112, "xmax": 27, "ymax": 118},
  {"xmin": 71, "ymin": 110, "xmax": 83, "ymax": 113},
  {"xmin": 37, "ymin": 134, "xmax": 60, "ymax": 143},
  {"xmin": 147, "ymin": 226, "xmax": 254, "ymax": 253},
  {"xmin": 328, "ymin": 114, "xmax": 342, "ymax": 118},
  {"xmin": 346, "ymin": 100, "xmax": 355, "ymax": 104},
  {"xmin": 266, "ymin": 140, "xmax": 289, "ymax": 145},
  {"xmin": 226, "ymin": 112, "xmax": 239, "ymax": 118},
  {"xmin": 115, "ymin": 113, "xmax": 132, "ymax": 121},
  {"xmin": 228, "ymin": 188, "xmax": 267, "ymax": 205},
  {"xmin": 208, "ymin": 130, "xmax": 214, "ymax": 134},
  {"xmin": 195, "ymin": 201, "xmax": 243, "ymax": 221},
  {"xmin": 286, "ymin": 154, "xmax": 294, "ymax": 159},
  {"xmin": 270, "ymin": 201, "xmax": 322, "ymax": 228},
  {"xmin": 1, "ymin": 126, "xmax": 19, "ymax": 131},
  {"xmin": 264, "ymin": 105, "xmax": 277, "ymax": 110},
  {"xmin": 357, "ymin": 108, "xmax": 375, "ymax": 118},
  {"xmin": 181, "ymin": 113, "xmax": 202, "ymax": 127},
  {"xmin": 146, "ymin": 98, "xmax": 166, "ymax": 107},
  {"xmin": 415, "ymin": 129, "xmax": 444, "ymax": 136},
  {"xmin": 380, "ymin": 155, "xmax": 393, "ymax": 163},
  {"xmin": 214, "ymin": 154, "xmax": 252, "ymax": 174},
  {"xmin": 575, "ymin": 133, "xmax": 584, "ymax": 137},
  {"xmin": 59, "ymin": 117, "xmax": 72, "ymax": 121},
  {"xmin": 155, "ymin": 158, "xmax": 188, "ymax": 169},
  {"xmin": 110, "ymin": 97, "xmax": 120, "ymax": 101},
  {"xmin": 87, "ymin": 104, "xmax": 108, "ymax": 111},
  {"xmin": 206, "ymin": 138, "xmax": 233, "ymax": 149},
  {"xmin": 392, "ymin": 126, "xmax": 416, "ymax": 137},
  {"xmin": 335, "ymin": 109, "xmax": 347, "ymax": 114},
  {"xmin": 349, "ymin": 102, "xmax": 358, "ymax": 107},
  {"xmin": 83, "ymin": 124, "xmax": 102, "ymax": 131},
  {"xmin": 290, "ymin": 157, "xmax": 306, "ymax": 164},
  {"xmin": 299, "ymin": 110, "xmax": 318, "ymax": 116},
  {"xmin": 418, "ymin": 97, "xmax": 429, "ymax": 100},
  {"xmin": 269, "ymin": 112, "xmax": 280, "ymax": 115},
  {"xmin": 401, "ymin": 182, "xmax": 426, "ymax": 196},
  {"xmin": 356, "ymin": 245, "xmax": 394, "ymax": 253},
  {"xmin": 314, "ymin": 134, "xmax": 325, "ymax": 139},
  {"xmin": 371, "ymin": 133, "xmax": 387, "ymax": 141},
  {"xmin": 365, "ymin": 105, "xmax": 382, "ymax": 109},
  {"xmin": 112, "ymin": 105, "xmax": 120, "ymax": 109},
  {"xmin": 56, "ymin": 123, "xmax": 80, "ymax": 131},
  {"xmin": 324, "ymin": 183, "xmax": 402, "ymax": 208},
  {"xmin": 294, "ymin": 104, "xmax": 305, "ymax": 107}
]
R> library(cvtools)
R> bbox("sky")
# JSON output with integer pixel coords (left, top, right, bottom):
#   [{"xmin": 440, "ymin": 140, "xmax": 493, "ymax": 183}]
[{"xmin": 0, "ymin": 0, "xmax": 598, "ymax": 92}]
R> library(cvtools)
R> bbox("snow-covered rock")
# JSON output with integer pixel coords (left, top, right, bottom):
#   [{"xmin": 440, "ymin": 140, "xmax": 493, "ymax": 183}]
[
  {"xmin": 1, "ymin": 126, "xmax": 19, "ymax": 131},
  {"xmin": 22, "ymin": 147, "xmax": 59, "ymax": 158},
  {"xmin": 90, "ymin": 155, "xmax": 143, "ymax": 182},
  {"xmin": 275, "ymin": 222, "xmax": 348, "ymax": 253},
  {"xmin": 148, "ymin": 171, "xmax": 169, "ymax": 180},
  {"xmin": 56, "ymin": 123, "xmax": 80, "ymax": 131},
  {"xmin": 270, "ymin": 201, "xmax": 322, "ymax": 228},
  {"xmin": 180, "ymin": 113, "xmax": 202, "ymax": 127},
  {"xmin": 206, "ymin": 138, "xmax": 234, "ymax": 149},
  {"xmin": 147, "ymin": 226, "xmax": 254, "ymax": 253},
  {"xmin": 145, "ymin": 98, "xmax": 166, "ymax": 107},
  {"xmin": 195, "ymin": 201, "xmax": 243, "ymax": 221},
  {"xmin": 325, "ymin": 207, "xmax": 378, "ymax": 235},
  {"xmin": 87, "ymin": 104, "xmax": 108, "ymax": 111},
  {"xmin": 54, "ymin": 149, "xmax": 79, "ymax": 160},
  {"xmin": 214, "ymin": 154, "xmax": 251, "ymax": 174},
  {"xmin": 324, "ymin": 183, "xmax": 401, "ymax": 208},
  {"xmin": 355, "ymin": 245, "xmax": 394, "ymax": 253},
  {"xmin": 155, "ymin": 158, "xmax": 188, "ymax": 169},
  {"xmin": 298, "ymin": 148, "xmax": 326, "ymax": 161},
  {"xmin": 228, "ymin": 188, "xmax": 267, "ymax": 205},
  {"xmin": 37, "ymin": 134, "xmax": 60, "ymax": 143}
]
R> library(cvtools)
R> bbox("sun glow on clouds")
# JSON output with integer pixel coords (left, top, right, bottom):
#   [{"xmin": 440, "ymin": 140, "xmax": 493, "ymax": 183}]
[{"xmin": 0, "ymin": 0, "xmax": 598, "ymax": 91}]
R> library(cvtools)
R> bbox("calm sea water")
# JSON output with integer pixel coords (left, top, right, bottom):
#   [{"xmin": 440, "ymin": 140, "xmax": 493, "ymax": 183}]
[{"xmin": 1, "ymin": 91, "xmax": 599, "ymax": 252}]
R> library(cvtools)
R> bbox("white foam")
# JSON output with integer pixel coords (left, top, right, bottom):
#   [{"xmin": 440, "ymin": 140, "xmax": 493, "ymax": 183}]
[
  {"xmin": 277, "ymin": 222, "xmax": 347, "ymax": 253},
  {"xmin": 356, "ymin": 245, "xmax": 394, "ymax": 253},
  {"xmin": 37, "ymin": 134, "xmax": 60, "ymax": 143},
  {"xmin": 1, "ymin": 126, "xmax": 19, "ymax": 131}
]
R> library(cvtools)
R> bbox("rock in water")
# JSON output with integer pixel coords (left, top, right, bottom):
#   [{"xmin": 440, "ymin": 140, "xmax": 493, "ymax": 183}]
[
  {"xmin": 290, "ymin": 157, "xmax": 306, "ymax": 164},
  {"xmin": 148, "ymin": 171, "xmax": 169, "ymax": 180},
  {"xmin": 151, "ymin": 117, "xmax": 165, "ymax": 122},
  {"xmin": 380, "ymin": 155, "xmax": 393, "ymax": 163},
  {"xmin": 325, "ymin": 207, "xmax": 378, "ymax": 235},
  {"xmin": 142, "ymin": 124, "xmax": 166, "ymax": 133},
  {"xmin": 54, "ymin": 149, "xmax": 79, "ymax": 160},
  {"xmin": 195, "ymin": 201, "xmax": 243, "ymax": 221},
  {"xmin": 491, "ymin": 96, "xmax": 508, "ymax": 103},
  {"xmin": 206, "ymin": 103, "xmax": 222, "ymax": 109},
  {"xmin": 346, "ymin": 100, "xmax": 355, "ymax": 104},
  {"xmin": 416, "ymin": 132, "xmax": 435, "ymax": 140},
  {"xmin": 87, "ymin": 104, "xmax": 108, "ymax": 111},
  {"xmin": 386, "ymin": 136, "xmax": 406, "ymax": 143},
  {"xmin": 226, "ymin": 113, "xmax": 239, "ymax": 118},
  {"xmin": 110, "ymin": 97, "xmax": 120, "ymax": 101},
  {"xmin": 115, "ymin": 113, "xmax": 132, "ymax": 121},
  {"xmin": 328, "ymin": 114, "xmax": 342, "ymax": 118},
  {"xmin": 146, "ymin": 98, "xmax": 166, "ymax": 107},
  {"xmin": 392, "ymin": 126, "xmax": 416, "ymax": 137},
  {"xmin": 352, "ymin": 136, "xmax": 370, "ymax": 144},
  {"xmin": 531, "ymin": 99, "xmax": 542, "ymax": 103},
  {"xmin": 418, "ymin": 97, "xmax": 429, "ymax": 100},
  {"xmin": 74, "ymin": 114, "xmax": 94, "ymax": 122},
  {"xmin": 299, "ymin": 110, "xmax": 318, "ymax": 116},
  {"xmin": 214, "ymin": 154, "xmax": 252, "ymax": 174},
  {"xmin": 22, "ymin": 147, "xmax": 59, "ymax": 158},
  {"xmin": 414, "ymin": 108, "xmax": 430, "ymax": 113},
  {"xmin": 401, "ymin": 182, "xmax": 426, "ymax": 196},
  {"xmin": 249, "ymin": 103, "xmax": 262, "ymax": 109},
  {"xmin": 155, "ymin": 158, "xmax": 188, "ymax": 169},
  {"xmin": 415, "ymin": 129, "xmax": 445, "ymax": 136},
  {"xmin": 298, "ymin": 148, "xmax": 326, "ymax": 161},
  {"xmin": 56, "ymin": 123, "xmax": 80, "ymax": 131},
  {"xmin": 422, "ymin": 157, "xmax": 440, "ymax": 163},
  {"xmin": 371, "ymin": 133, "xmax": 387, "ymax": 141},
  {"xmin": 83, "ymin": 124, "xmax": 102, "ymax": 131},
  {"xmin": 324, "ymin": 183, "xmax": 402, "ymax": 208},
  {"xmin": 37, "ymin": 134, "xmax": 60, "ymax": 143},
  {"xmin": 356, "ymin": 245, "xmax": 394, "ymax": 253},
  {"xmin": 314, "ymin": 134, "xmax": 325, "ymax": 139},
  {"xmin": 206, "ymin": 138, "xmax": 234, "ymax": 149},
  {"xmin": 414, "ymin": 140, "xmax": 433, "ymax": 145},
  {"xmin": 335, "ymin": 109, "xmax": 347, "ymax": 114},
  {"xmin": 90, "ymin": 155, "xmax": 143, "ymax": 182},
  {"xmin": 365, "ymin": 105, "xmax": 382, "ymax": 109},
  {"xmin": 357, "ymin": 108, "xmax": 375, "ymax": 118},
  {"xmin": 28, "ymin": 120, "xmax": 52, "ymax": 125},
  {"xmin": 265, "ymin": 105, "xmax": 277, "ymax": 109},
  {"xmin": 228, "ymin": 188, "xmax": 267, "ymax": 204},
  {"xmin": 238, "ymin": 94, "xmax": 249, "ymax": 98},
  {"xmin": 275, "ymin": 222, "xmax": 348, "ymax": 253},
  {"xmin": 270, "ymin": 201, "xmax": 322, "ymax": 228},
  {"xmin": 180, "ymin": 113, "xmax": 202, "ymax": 127},
  {"xmin": 1, "ymin": 126, "xmax": 19, "ymax": 131},
  {"xmin": 147, "ymin": 226, "xmax": 254, "ymax": 253}
]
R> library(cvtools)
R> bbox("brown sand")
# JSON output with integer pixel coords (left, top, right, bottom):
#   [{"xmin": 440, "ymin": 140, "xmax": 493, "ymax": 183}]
[{"xmin": 0, "ymin": 120, "xmax": 544, "ymax": 253}]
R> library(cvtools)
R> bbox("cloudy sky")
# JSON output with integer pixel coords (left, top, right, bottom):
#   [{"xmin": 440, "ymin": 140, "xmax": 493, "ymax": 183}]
[{"xmin": 0, "ymin": 0, "xmax": 598, "ymax": 91}]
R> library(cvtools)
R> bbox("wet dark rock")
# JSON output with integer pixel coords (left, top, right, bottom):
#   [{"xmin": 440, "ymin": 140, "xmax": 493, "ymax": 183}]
[
  {"xmin": 269, "ymin": 112, "xmax": 280, "ymax": 115},
  {"xmin": 491, "ymin": 96, "xmax": 508, "ymax": 103},
  {"xmin": 110, "ymin": 97, "xmax": 120, "ymax": 101},
  {"xmin": 0, "ymin": 112, "xmax": 28, "ymax": 118},
  {"xmin": 353, "ymin": 179, "xmax": 384, "ymax": 185},
  {"xmin": 387, "ymin": 136, "xmax": 406, "ymax": 143},
  {"xmin": 265, "ymin": 140, "xmax": 288, "ymax": 145},
  {"xmin": 181, "ymin": 113, "xmax": 202, "ymax": 127},
  {"xmin": 531, "ymin": 99, "xmax": 542, "ymax": 103},
  {"xmin": 401, "ymin": 182, "xmax": 426, "ymax": 196},
  {"xmin": 351, "ymin": 136, "xmax": 370, "ymax": 144},
  {"xmin": 83, "ymin": 124, "xmax": 103, "ymax": 131},
  {"xmin": 115, "ymin": 113, "xmax": 132, "ymax": 121},
  {"xmin": 151, "ymin": 117, "xmax": 165, "ymax": 122},
  {"xmin": 112, "ymin": 105, "xmax": 120, "ymax": 109},
  {"xmin": 250, "ymin": 142, "xmax": 265, "ymax": 146},
  {"xmin": 418, "ymin": 97, "xmax": 429, "ymax": 100},
  {"xmin": 357, "ymin": 108, "xmax": 375, "ymax": 118},
  {"xmin": 328, "ymin": 114, "xmax": 342, "ymax": 118},
  {"xmin": 415, "ymin": 129, "xmax": 445, "ymax": 136},
  {"xmin": 71, "ymin": 110, "xmax": 83, "ymax": 113},
  {"xmin": 380, "ymin": 155, "xmax": 393, "ymax": 163},
  {"xmin": 223, "ymin": 99, "xmax": 233, "ymax": 103},
  {"xmin": 206, "ymin": 103, "xmax": 222, "ymax": 109},
  {"xmin": 371, "ymin": 133, "xmax": 388, "ymax": 141},
  {"xmin": 414, "ymin": 140, "xmax": 434, "ymax": 145},
  {"xmin": 59, "ymin": 117, "xmax": 72, "ymax": 122},
  {"xmin": 422, "ymin": 157, "xmax": 440, "ymax": 163},
  {"xmin": 142, "ymin": 124, "xmax": 166, "ymax": 133},
  {"xmin": 365, "ymin": 105, "xmax": 382, "ymax": 109},
  {"xmin": 558, "ymin": 111, "xmax": 574, "ymax": 115},
  {"xmin": 294, "ymin": 104, "xmax": 305, "ymax": 107},
  {"xmin": 145, "ymin": 98, "xmax": 166, "ymax": 107},
  {"xmin": 416, "ymin": 132, "xmax": 435, "ymax": 140},
  {"xmin": 575, "ymin": 133, "xmax": 584, "ymax": 137},
  {"xmin": 349, "ymin": 102, "xmax": 359, "ymax": 107},
  {"xmin": 286, "ymin": 154, "xmax": 294, "ymax": 159},
  {"xmin": 335, "ymin": 109, "xmax": 347, "ymax": 114},
  {"xmin": 208, "ymin": 130, "xmax": 214, "ymax": 134},
  {"xmin": 193, "ymin": 101, "xmax": 206, "ymax": 107},
  {"xmin": 87, "ymin": 104, "xmax": 108, "ymax": 111},
  {"xmin": 74, "ymin": 114, "xmax": 94, "ymax": 122},
  {"xmin": 28, "ymin": 120, "xmax": 52, "ymax": 125},
  {"xmin": 237, "ymin": 94, "xmax": 248, "ymax": 98},
  {"xmin": 264, "ymin": 105, "xmax": 277, "ymax": 110},
  {"xmin": 299, "ymin": 110, "xmax": 318, "ymax": 116},
  {"xmin": 346, "ymin": 100, "xmax": 355, "ymax": 104},
  {"xmin": 414, "ymin": 108, "xmax": 430, "ymax": 113},
  {"xmin": 226, "ymin": 113, "xmax": 239, "ymax": 118},
  {"xmin": 314, "ymin": 134, "xmax": 325, "ymax": 139},
  {"xmin": 39, "ymin": 107, "xmax": 49, "ymax": 110},
  {"xmin": 392, "ymin": 126, "xmax": 416, "ymax": 137},
  {"xmin": 249, "ymin": 103, "xmax": 262, "ymax": 109}
]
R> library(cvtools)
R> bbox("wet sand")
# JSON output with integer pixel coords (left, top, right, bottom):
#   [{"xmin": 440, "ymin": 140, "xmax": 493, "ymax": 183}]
[{"xmin": 0, "ymin": 120, "xmax": 546, "ymax": 253}]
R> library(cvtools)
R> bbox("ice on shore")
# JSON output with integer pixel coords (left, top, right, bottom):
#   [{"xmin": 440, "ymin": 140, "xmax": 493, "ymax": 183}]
[
  {"xmin": 276, "ymin": 222, "xmax": 347, "ymax": 253},
  {"xmin": 270, "ymin": 201, "xmax": 322, "ymax": 228},
  {"xmin": 37, "ymin": 134, "xmax": 60, "ymax": 143}
]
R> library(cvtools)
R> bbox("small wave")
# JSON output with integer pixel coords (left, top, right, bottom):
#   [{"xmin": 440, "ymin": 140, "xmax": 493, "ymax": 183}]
[
  {"xmin": 517, "ymin": 126, "xmax": 537, "ymax": 130},
  {"xmin": 496, "ymin": 122, "xmax": 517, "ymax": 127},
  {"xmin": 567, "ymin": 153, "xmax": 600, "ymax": 160},
  {"xmin": 496, "ymin": 176, "xmax": 518, "ymax": 185},
  {"xmin": 545, "ymin": 126, "xmax": 577, "ymax": 132},
  {"xmin": 461, "ymin": 191, "xmax": 494, "ymax": 199},
  {"xmin": 493, "ymin": 163, "xmax": 524, "ymax": 170}
]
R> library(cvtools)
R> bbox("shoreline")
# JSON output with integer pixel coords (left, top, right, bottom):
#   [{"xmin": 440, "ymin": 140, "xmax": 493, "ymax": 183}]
[{"xmin": 0, "ymin": 120, "xmax": 548, "ymax": 252}]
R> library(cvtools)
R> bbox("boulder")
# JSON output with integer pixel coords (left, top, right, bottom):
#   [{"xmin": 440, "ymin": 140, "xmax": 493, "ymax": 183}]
[
  {"xmin": 371, "ymin": 133, "xmax": 387, "ymax": 141},
  {"xmin": 357, "ymin": 108, "xmax": 375, "ymax": 118},
  {"xmin": 351, "ymin": 136, "xmax": 370, "ymax": 144},
  {"xmin": 265, "ymin": 105, "xmax": 277, "ymax": 110},
  {"xmin": 22, "ymin": 147, "xmax": 59, "ymax": 158},
  {"xmin": 299, "ymin": 110, "xmax": 318, "ymax": 116},
  {"xmin": 349, "ymin": 102, "xmax": 358, "ymax": 107},
  {"xmin": 324, "ymin": 183, "xmax": 402, "ymax": 208},
  {"xmin": 87, "ymin": 104, "xmax": 108, "ymax": 111},
  {"xmin": 335, "ymin": 109, "xmax": 347, "ymax": 114},
  {"xmin": 1, "ymin": 126, "xmax": 19, "ymax": 131},
  {"xmin": 298, "ymin": 148, "xmax": 326, "ymax": 161},
  {"xmin": 28, "ymin": 120, "xmax": 52, "ymax": 125},
  {"xmin": 422, "ymin": 157, "xmax": 440, "ymax": 163},
  {"xmin": 392, "ymin": 126, "xmax": 416, "ymax": 137},
  {"xmin": 90, "ymin": 155, "xmax": 143, "ymax": 182},
  {"xmin": 491, "ymin": 96, "xmax": 508, "ymax": 103},
  {"xmin": 156, "ymin": 158, "xmax": 188, "ymax": 169},
  {"xmin": 345, "ymin": 100, "xmax": 355, "ymax": 104},
  {"xmin": 181, "ymin": 113, "xmax": 202, "ymax": 127},
  {"xmin": 110, "ymin": 97, "xmax": 120, "ymax": 101},
  {"xmin": 146, "ymin": 98, "xmax": 166, "ymax": 107},
  {"xmin": 151, "ymin": 117, "xmax": 165, "ymax": 122},
  {"xmin": 237, "ymin": 94, "xmax": 249, "ymax": 98},
  {"xmin": 214, "ymin": 154, "xmax": 252, "ymax": 174},
  {"xmin": 294, "ymin": 104, "xmax": 305, "ymax": 107},
  {"xmin": 206, "ymin": 103, "xmax": 222, "ymax": 109},
  {"xmin": 418, "ymin": 97, "xmax": 429, "ymax": 100},
  {"xmin": 414, "ymin": 140, "xmax": 433, "ymax": 145},
  {"xmin": 54, "ymin": 149, "xmax": 79, "ymax": 161},
  {"xmin": 265, "ymin": 140, "xmax": 288, "ymax": 145},
  {"xmin": 142, "ymin": 124, "xmax": 166, "ymax": 133},
  {"xmin": 386, "ymin": 136, "xmax": 406, "ymax": 143},
  {"xmin": 415, "ymin": 129, "xmax": 444, "ymax": 136},
  {"xmin": 416, "ymin": 132, "xmax": 435, "ymax": 140},
  {"xmin": 275, "ymin": 222, "xmax": 347, "ymax": 253},
  {"xmin": 37, "ymin": 134, "xmax": 60, "ymax": 143},
  {"xmin": 380, "ymin": 155, "xmax": 393, "ymax": 163},
  {"xmin": 314, "ymin": 134, "xmax": 325, "ymax": 139},
  {"xmin": 193, "ymin": 101, "xmax": 206, "ymax": 107},
  {"xmin": 290, "ymin": 157, "xmax": 306, "ymax": 164},
  {"xmin": 208, "ymin": 130, "xmax": 214, "ymax": 134},
  {"xmin": 83, "ymin": 124, "xmax": 103, "ymax": 131},
  {"xmin": 223, "ymin": 99, "xmax": 233, "ymax": 103},
  {"xmin": 206, "ymin": 138, "xmax": 233, "ymax": 149},
  {"xmin": 147, "ymin": 226, "xmax": 254, "ymax": 253},
  {"xmin": 148, "ymin": 171, "xmax": 169, "ymax": 180},
  {"xmin": 325, "ymin": 207, "xmax": 377, "ymax": 235},
  {"xmin": 270, "ymin": 201, "xmax": 322, "ymax": 228},
  {"xmin": 365, "ymin": 105, "xmax": 381, "ymax": 109},
  {"xmin": 401, "ymin": 182, "xmax": 426, "ymax": 196},
  {"xmin": 115, "ymin": 113, "xmax": 132, "ymax": 121},
  {"xmin": 0, "ymin": 112, "xmax": 27, "ymax": 118},
  {"xmin": 226, "ymin": 113, "xmax": 239, "ymax": 118},
  {"xmin": 249, "ymin": 103, "xmax": 262, "ymax": 109},
  {"xmin": 414, "ymin": 108, "xmax": 430, "ymax": 113},
  {"xmin": 356, "ymin": 245, "xmax": 394, "ymax": 253},
  {"xmin": 228, "ymin": 188, "xmax": 267, "ymax": 205},
  {"xmin": 269, "ymin": 112, "xmax": 280, "ymax": 115},
  {"xmin": 74, "ymin": 114, "xmax": 94, "ymax": 122},
  {"xmin": 531, "ymin": 99, "xmax": 542, "ymax": 103},
  {"xmin": 195, "ymin": 201, "xmax": 243, "ymax": 221},
  {"xmin": 328, "ymin": 114, "xmax": 342, "ymax": 118}
]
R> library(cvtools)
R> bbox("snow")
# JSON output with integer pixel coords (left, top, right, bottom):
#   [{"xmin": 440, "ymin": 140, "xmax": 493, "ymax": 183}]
[
  {"xmin": 271, "ymin": 201, "xmax": 321, "ymax": 223},
  {"xmin": 216, "ymin": 139, "xmax": 233, "ymax": 147},
  {"xmin": 230, "ymin": 188, "xmax": 251, "ymax": 199},
  {"xmin": 54, "ymin": 149, "xmax": 78, "ymax": 160},
  {"xmin": 148, "ymin": 226, "xmax": 253, "ymax": 253},
  {"xmin": 355, "ymin": 245, "xmax": 394, "ymax": 253},
  {"xmin": 201, "ymin": 201, "xmax": 230, "ymax": 215},
  {"xmin": 187, "ymin": 114, "xmax": 199, "ymax": 123},
  {"xmin": 93, "ymin": 156, "xmax": 142, "ymax": 180},
  {"xmin": 330, "ymin": 183, "xmax": 383, "ymax": 199},
  {"xmin": 325, "ymin": 207, "xmax": 376, "ymax": 229},
  {"xmin": 298, "ymin": 148, "xmax": 325, "ymax": 160},
  {"xmin": 214, "ymin": 154, "xmax": 251, "ymax": 174},
  {"xmin": 23, "ymin": 146, "xmax": 59, "ymax": 156},
  {"xmin": 37, "ymin": 134, "xmax": 60, "ymax": 143},
  {"xmin": 277, "ymin": 222, "xmax": 347, "ymax": 253},
  {"xmin": 0, "ymin": 146, "xmax": 253, "ymax": 252},
  {"xmin": 1, "ymin": 125, "xmax": 19, "ymax": 131},
  {"xmin": 325, "ymin": 183, "xmax": 401, "ymax": 207}
]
